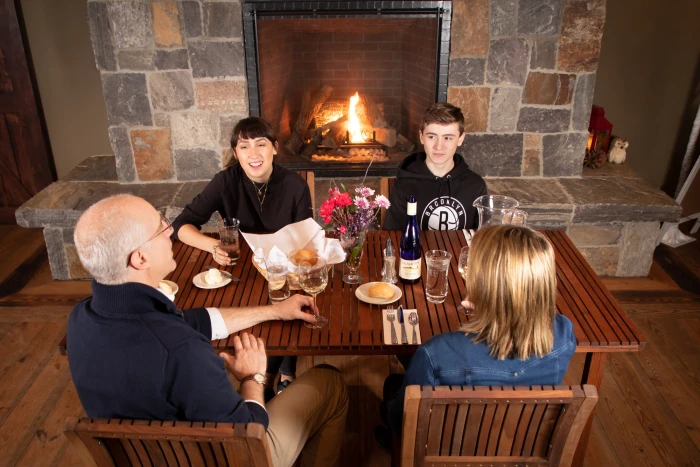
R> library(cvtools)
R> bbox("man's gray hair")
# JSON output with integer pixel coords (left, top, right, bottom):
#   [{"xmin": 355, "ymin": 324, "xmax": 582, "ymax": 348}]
[{"xmin": 74, "ymin": 194, "xmax": 152, "ymax": 285}]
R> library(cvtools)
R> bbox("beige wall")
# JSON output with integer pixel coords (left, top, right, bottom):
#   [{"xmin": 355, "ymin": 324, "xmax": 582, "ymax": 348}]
[
  {"xmin": 594, "ymin": 0, "xmax": 700, "ymax": 189},
  {"xmin": 19, "ymin": 0, "xmax": 111, "ymax": 178}
]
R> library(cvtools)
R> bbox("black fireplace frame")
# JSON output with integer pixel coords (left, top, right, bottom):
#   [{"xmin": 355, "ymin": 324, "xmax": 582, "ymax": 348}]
[{"xmin": 241, "ymin": 0, "xmax": 452, "ymax": 177}]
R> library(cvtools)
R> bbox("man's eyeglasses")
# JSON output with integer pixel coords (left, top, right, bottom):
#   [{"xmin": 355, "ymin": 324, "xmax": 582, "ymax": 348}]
[{"xmin": 126, "ymin": 213, "xmax": 173, "ymax": 267}]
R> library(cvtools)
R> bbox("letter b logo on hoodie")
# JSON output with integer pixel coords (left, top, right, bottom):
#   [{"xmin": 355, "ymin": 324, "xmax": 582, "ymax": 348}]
[{"xmin": 422, "ymin": 197, "xmax": 466, "ymax": 230}]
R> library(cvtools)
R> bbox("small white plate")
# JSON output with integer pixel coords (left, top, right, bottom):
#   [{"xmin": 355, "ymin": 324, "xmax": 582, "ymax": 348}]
[
  {"xmin": 193, "ymin": 271, "xmax": 232, "ymax": 289},
  {"xmin": 355, "ymin": 282, "xmax": 402, "ymax": 305},
  {"xmin": 157, "ymin": 280, "xmax": 179, "ymax": 301},
  {"xmin": 159, "ymin": 280, "xmax": 179, "ymax": 295}
]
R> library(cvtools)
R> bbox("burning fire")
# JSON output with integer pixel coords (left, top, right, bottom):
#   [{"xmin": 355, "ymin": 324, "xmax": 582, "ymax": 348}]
[{"xmin": 347, "ymin": 92, "xmax": 365, "ymax": 143}]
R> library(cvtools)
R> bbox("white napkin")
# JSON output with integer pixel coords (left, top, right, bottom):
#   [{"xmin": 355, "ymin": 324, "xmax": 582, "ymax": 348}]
[
  {"xmin": 241, "ymin": 218, "xmax": 346, "ymax": 272},
  {"xmin": 382, "ymin": 308, "xmax": 421, "ymax": 345}
]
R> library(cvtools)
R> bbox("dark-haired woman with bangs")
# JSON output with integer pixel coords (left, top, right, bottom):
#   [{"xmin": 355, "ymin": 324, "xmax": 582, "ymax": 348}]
[{"xmin": 172, "ymin": 117, "xmax": 313, "ymax": 402}]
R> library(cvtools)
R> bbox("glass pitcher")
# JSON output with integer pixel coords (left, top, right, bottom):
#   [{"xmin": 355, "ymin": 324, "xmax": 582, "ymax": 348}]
[{"xmin": 473, "ymin": 195, "xmax": 519, "ymax": 229}]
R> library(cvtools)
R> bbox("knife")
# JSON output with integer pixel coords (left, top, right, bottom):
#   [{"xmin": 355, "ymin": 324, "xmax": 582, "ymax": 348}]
[{"xmin": 398, "ymin": 305, "xmax": 408, "ymax": 344}]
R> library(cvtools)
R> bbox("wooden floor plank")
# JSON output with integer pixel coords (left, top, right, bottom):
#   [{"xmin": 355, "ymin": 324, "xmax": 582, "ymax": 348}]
[
  {"xmin": 606, "ymin": 353, "xmax": 700, "ymax": 465},
  {"xmin": 0, "ymin": 306, "xmax": 73, "ymax": 323},
  {"xmin": 0, "ymin": 322, "xmax": 66, "ymax": 427},
  {"xmin": 591, "ymin": 371, "xmax": 668, "ymax": 467},
  {"xmin": 16, "ymin": 382, "xmax": 84, "ymax": 467},
  {"xmin": 633, "ymin": 321, "xmax": 700, "ymax": 450},
  {"xmin": 582, "ymin": 417, "xmax": 623, "ymax": 467},
  {"xmin": 0, "ymin": 349, "xmax": 72, "ymax": 466},
  {"xmin": 0, "ymin": 322, "xmax": 45, "ymax": 378}
]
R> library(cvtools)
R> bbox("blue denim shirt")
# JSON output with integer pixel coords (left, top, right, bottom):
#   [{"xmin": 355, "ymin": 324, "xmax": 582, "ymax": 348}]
[{"xmin": 387, "ymin": 314, "xmax": 576, "ymax": 435}]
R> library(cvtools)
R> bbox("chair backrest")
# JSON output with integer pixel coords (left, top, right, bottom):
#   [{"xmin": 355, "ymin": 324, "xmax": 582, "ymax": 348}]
[
  {"xmin": 64, "ymin": 417, "xmax": 273, "ymax": 467},
  {"xmin": 401, "ymin": 385, "xmax": 598, "ymax": 467},
  {"xmin": 379, "ymin": 177, "xmax": 396, "ymax": 228},
  {"xmin": 296, "ymin": 171, "xmax": 316, "ymax": 213}
]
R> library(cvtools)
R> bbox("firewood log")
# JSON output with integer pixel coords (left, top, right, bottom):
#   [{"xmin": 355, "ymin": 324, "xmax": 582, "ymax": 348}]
[
  {"xmin": 285, "ymin": 85, "xmax": 333, "ymax": 153},
  {"xmin": 357, "ymin": 93, "xmax": 388, "ymax": 128}
]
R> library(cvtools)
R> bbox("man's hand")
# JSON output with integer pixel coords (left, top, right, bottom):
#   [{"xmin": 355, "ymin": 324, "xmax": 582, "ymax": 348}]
[
  {"xmin": 220, "ymin": 333, "xmax": 267, "ymax": 381},
  {"xmin": 272, "ymin": 294, "xmax": 318, "ymax": 324}
]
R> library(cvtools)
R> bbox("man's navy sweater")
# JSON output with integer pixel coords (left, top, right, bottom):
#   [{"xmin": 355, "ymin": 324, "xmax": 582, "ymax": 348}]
[{"xmin": 67, "ymin": 281, "xmax": 268, "ymax": 427}]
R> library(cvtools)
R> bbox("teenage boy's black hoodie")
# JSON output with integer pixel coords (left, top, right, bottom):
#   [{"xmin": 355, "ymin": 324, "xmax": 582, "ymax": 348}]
[{"xmin": 384, "ymin": 152, "xmax": 487, "ymax": 231}]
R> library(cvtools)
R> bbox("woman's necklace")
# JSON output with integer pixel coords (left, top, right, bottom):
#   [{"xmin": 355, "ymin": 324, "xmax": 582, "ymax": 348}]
[{"xmin": 250, "ymin": 179, "xmax": 269, "ymax": 211}]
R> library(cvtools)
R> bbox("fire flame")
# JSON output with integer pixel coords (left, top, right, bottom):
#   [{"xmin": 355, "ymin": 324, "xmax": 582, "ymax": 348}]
[{"xmin": 347, "ymin": 92, "xmax": 364, "ymax": 143}]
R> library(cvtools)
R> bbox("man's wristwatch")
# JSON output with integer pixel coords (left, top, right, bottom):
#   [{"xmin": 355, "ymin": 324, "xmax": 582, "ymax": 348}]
[{"xmin": 240, "ymin": 373, "xmax": 265, "ymax": 385}]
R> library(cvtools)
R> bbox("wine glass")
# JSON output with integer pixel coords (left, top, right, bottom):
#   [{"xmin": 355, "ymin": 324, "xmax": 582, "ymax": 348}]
[
  {"xmin": 456, "ymin": 246, "xmax": 471, "ymax": 316},
  {"xmin": 299, "ymin": 258, "xmax": 329, "ymax": 329}
]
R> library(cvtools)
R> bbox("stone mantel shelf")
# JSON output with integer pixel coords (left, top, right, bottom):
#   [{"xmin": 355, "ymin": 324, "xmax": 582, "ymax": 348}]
[
  {"xmin": 16, "ymin": 155, "xmax": 681, "ymax": 230},
  {"xmin": 15, "ymin": 155, "xmax": 681, "ymax": 279}
]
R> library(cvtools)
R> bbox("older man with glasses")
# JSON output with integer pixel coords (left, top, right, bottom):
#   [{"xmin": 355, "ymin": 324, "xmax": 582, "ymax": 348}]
[{"xmin": 67, "ymin": 194, "xmax": 348, "ymax": 467}]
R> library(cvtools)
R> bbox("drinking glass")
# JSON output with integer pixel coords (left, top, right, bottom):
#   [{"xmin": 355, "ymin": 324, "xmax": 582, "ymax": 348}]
[
  {"xmin": 218, "ymin": 218, "xmax": 241, "ymax": 262},
  {"xmin": 456, "ymin": 246, "xmax": 470, "ymax": 315},
  {"xmin": 299, "ymin": 258, "xmax": 329, "ymax": 329},
  {"xmin": 425, "ymin": 250, "xmax": 451, "ymax": 304},
  {"xmin": 265, "ymin": 258, "xmax": 290, "ymax": 303}
]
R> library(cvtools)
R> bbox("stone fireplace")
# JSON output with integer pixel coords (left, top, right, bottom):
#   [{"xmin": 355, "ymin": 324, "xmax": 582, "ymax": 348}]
[{"xmin": 15, "ymin": 0, "xmax": 681, "ymax": 279}]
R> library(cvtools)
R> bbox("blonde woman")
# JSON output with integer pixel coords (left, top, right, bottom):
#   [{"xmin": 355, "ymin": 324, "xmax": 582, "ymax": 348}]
[{"xmin": 378, "ymin": 225, "xmax": 576, "ymax": 441}]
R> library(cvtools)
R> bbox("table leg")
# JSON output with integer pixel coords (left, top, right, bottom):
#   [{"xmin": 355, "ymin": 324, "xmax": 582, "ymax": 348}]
[{"xmin": 573, "ymin": 352, "xmax": 608, "ymax": 467}]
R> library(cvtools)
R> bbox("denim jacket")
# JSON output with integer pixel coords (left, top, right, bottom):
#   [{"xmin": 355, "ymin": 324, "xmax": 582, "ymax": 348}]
[{"xmin": 387, "ymin": 314, "xmax": 576, "ymax": 435}]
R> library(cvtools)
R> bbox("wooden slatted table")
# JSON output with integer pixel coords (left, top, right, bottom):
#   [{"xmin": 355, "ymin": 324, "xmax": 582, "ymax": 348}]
[{"xmin": 168, "ymin": 229, "xmax": 645, "ymax": 369}]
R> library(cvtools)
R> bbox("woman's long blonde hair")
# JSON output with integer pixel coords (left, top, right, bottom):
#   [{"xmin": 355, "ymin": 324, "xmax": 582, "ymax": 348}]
[{"xmin": 460, "ymin": 225, "xmax": 557, "ymax": 360}]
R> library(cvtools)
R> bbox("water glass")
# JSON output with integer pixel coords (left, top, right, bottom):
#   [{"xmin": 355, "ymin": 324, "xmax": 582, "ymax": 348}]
[
  {"xmin": 218, "ymin": 218, "xmax": 241, "ymax": 262},
  {"xmin": 265, "ymin": 258, "xmax": 290, "ymax": 303},
  {"xmin": 425, "ymin": 250, "xmax": 451, "ymax": 304}
]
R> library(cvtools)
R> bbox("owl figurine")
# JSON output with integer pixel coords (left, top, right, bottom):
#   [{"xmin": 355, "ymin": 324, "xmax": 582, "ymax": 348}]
[{"xmin": 608, "ymin": 138, "xmax": 629, "ymax": 164}]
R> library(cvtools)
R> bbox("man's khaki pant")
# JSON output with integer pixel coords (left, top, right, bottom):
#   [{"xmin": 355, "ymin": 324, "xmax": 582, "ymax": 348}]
[{"xmin": 266, "ymin": 365, "xmax": 349, "ymax": 467}]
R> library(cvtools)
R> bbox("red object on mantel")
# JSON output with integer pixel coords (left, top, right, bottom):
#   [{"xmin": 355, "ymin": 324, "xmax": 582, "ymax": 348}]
[{"xmin": 588, "ymin": 105, "xmax": 613, "ymax": 153}]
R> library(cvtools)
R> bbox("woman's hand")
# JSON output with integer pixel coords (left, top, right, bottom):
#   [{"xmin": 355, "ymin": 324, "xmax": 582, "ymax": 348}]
[{"xmin": 212, "ymin": 244, "xmax": 234, "ymax": 266}]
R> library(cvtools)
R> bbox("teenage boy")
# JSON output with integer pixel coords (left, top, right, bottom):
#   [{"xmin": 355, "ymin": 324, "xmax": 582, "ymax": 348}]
[{"xmin": 384, "ymin": 103, "xmax": 487, "ymax": 231}]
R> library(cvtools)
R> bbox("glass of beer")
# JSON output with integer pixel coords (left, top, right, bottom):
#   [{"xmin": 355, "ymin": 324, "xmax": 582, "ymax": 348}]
[
  {"xmin": 425, "ymin": 250, "xmax": 451, "ymax": 304},
  {"xmin": 218, "ymin": 218, "xmax": 241, "ymax": 262}
]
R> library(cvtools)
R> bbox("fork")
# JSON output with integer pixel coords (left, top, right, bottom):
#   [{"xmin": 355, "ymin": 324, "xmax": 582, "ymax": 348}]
[
  {"xmin": 386, "ymin": 309, "xmax": 398, "ymax": 345},
  {"xmin": 408, "ymin": 312, "xmax": 419, "ymax": 344}
]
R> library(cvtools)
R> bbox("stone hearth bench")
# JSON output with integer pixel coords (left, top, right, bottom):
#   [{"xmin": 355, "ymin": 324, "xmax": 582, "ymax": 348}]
[{"xmin": 16, "ymin": 156, "xmax": 681, "ymax": 279}]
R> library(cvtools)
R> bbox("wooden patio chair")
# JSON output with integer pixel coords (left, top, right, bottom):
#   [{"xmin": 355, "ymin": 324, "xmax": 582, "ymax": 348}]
[
  {"xmin": 63, "ymin": 417, "xmax": 273, "ymax": 467},
  {"xmin": 379, "ymin": 176, "xmax": 396, "ymax": 229},
  {"xmin": 296, "ymin": 170, "xmax": 315, "ymax": 213},
  {"xmin": 400, "ymin": 384, "xmax": 598, "ymax": 467}
]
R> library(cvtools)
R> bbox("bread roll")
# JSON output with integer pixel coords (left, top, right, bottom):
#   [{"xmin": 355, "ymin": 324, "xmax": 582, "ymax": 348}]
[
  {"xmin": 292, "ymin": 249, "xmax": 318, "ymax": 266},
  {"xmin": 368, "ymin": 282, "xmax": 394, "ymax": 299}
]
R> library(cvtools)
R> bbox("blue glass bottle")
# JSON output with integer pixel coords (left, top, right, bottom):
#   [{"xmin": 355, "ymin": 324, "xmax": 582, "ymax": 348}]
[{"xmin": 399, "ymin": 196, "xmax": 422, "ymax": 284}]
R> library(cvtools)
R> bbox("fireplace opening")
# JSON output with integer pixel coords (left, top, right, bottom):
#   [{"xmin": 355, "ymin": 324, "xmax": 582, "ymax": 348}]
[{"xmin": 243, "ymin": 2, "xmax": 451, "ymax": 175}]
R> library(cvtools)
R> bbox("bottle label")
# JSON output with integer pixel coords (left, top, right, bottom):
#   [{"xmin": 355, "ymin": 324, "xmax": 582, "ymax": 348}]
[{"xmin": 399, "ymin": 258, "xmax": 421, "ymax": 280}]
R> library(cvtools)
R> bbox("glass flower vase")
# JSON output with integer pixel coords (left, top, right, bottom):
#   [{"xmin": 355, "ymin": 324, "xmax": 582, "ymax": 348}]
[{"xmin": 340, "ymin": 231, "xmax": 366, "ymax": 284}]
